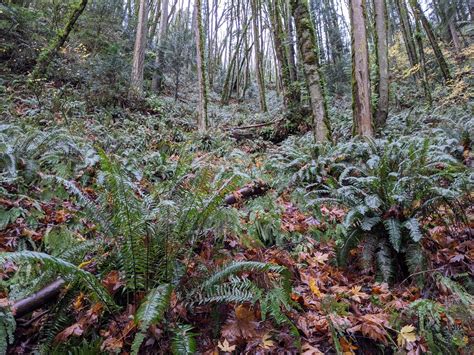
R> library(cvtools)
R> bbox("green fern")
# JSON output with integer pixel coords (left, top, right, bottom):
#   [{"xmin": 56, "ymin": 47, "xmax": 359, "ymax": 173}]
[
  {"xmin": 131, "ymin": 284, "xmax": 172, "ymax": 355},
  {"xmin": 0, "ymin": 307, "xmax": 15, "ymax": 355},
  {"xmin": 383, "ymin": 218, "xmax": 402, "ymax": 252},
  {"xmin": 403, "ymin": 218, "xmax": 422, "ymax": 242},
  {"xmin": 171, "ymin": 324, "xmax": 196, "ymax": 355},
  {"xmin": 0, "ymin": 252, "xmax": 115, "ymax": 307},
  {"xmin": 201, "ymin": 261, "xmax": 289, "ymax": 291}
]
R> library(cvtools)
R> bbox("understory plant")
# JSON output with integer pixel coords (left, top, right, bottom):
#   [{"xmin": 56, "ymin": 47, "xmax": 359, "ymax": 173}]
[{"xmin": 307, "ymin": 136, "xmax": 471, "ymax": 282}]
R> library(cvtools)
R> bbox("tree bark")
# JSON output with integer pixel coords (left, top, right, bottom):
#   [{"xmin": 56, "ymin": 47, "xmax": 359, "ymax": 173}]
[
  {"xmin": 290, "ymin": 0, "xmax": 331, "ymax": 142},
  {"xmin": 129, "ymin": 0, "xmax": 148, "ymax": 98},
  {"xmin": 411, "ymin": 4, "xmax": 433, "ymax": 105},
  {"xmin": 410, "ymin": 0, "xmax": 451, "ymax": 82},
  {"xmin": 13, "ymin": 279, "xmax": 65, "ymax": 319},
  {"xmin": 195, "ymin": 0, "xmax": 209, "ymax": 131},
  {"xmin": 373, "ymin": 0, "xmax": 389, "ymax": 129},
  {"xmin": 31, "ymin": 0, "xmax": 88, "ymax": 80},
  {"xmin": 251, "ymin": 0, "xmax": 268, "ymax": 112},
  {"xmin": 269, "ymin": 0, "xmax": 300, "ymax": 110},
  {"xmin": 394, "ymin": 0, "xmax": 419, "ymax": 75},
  {"xmin": 151, "ymin": 0, "xmax": 169, "ymax": 92},
  {"xmin": 350, "ymin": 0, "xmax": 373, "ymax": 137}
]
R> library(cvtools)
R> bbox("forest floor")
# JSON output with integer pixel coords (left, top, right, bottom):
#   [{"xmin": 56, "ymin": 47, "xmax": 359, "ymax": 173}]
[{"xmin": 1, "ymin": 53, "xmax": 474, "ymax": 354}]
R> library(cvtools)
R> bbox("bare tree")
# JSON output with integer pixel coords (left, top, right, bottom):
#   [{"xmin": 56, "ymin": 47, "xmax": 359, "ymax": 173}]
[
  {"xmin": 251, "ymin": 0, "xmax": 267, "ymax": 112},
  {"xmin": 129, "ymin": 0, "xmax": 149, "ymax": 98},
  {"xmin": 350, "ymin": 0, "xmax": 373, "ymax": 137},
  {"xmin": 373, "ymin": 0, "xmax": 389, "ymax": 129},
  {"xmin": 152, "ymin": 0, "xmax": 169, "ymax": 92},
  {"xmin": 195, "ymin": 0, "xmax": 209, "ymax": 131}
]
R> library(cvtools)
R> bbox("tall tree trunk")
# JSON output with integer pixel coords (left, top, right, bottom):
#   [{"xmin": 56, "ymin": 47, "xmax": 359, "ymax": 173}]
[
  {"xmin": 350, "ymin": 0, "xmax": 373, "ymax": 137},
  {"xmin": 251, "ymin": 0, "xmax": 267, "ymax": 112},
  {"xmin": 151, "ymin": 0, "xmax": 169, "ymax": 92},
  {"xmin": 269, "ymin": 0, "xmax": 299, "ymax": 110},
  {"xmin": 290, "ymin": 0, "xmax": 331, "ymax": 142},
  {"xmin": 448, "ymin": 21, "xmax": 461, "ymax": 52},
  {"xmin": 129, "ymin": 0, "xmax": 148, "ymax": 98},
  {"xmin": 410, "ymin": 0, "xmax": 451, "ymax": 82},
  {"xmin": 195, "ymin": 0, "xmax": 209, "ymax": 131},
  {"xmin": 411, "ymin": 3, "xmax": 432, "ymax": 105},
  {"xmin": 373, "ymin": 0, "xmax": 389, "ymax": 129},
  {"xmin": 394, "ymin": 0, "xmax": 419, "ymax": 74},
  {"xmin": 31, "ymin": 0, "xmax": 88, "ymax": 79}
]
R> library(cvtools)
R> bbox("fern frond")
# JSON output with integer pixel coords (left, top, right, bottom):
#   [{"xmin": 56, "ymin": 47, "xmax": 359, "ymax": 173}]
[
  {"xmin": 0, "ymin": 252, "xmax": 115, "ymax": 307},
  {"xmin": 131, "ymin": 284, "xmax": 172, "ymax": 355},
  {"xmin": 201, "ymin": 261, "xmax": 289, "ymax": 291},
  {"xmin": 383, "ymin": 218, "xmax": 402, "ymax": 252},
  {"xmin": 171, "ymin": 324, "xmax": 196, "ymax": 355},
  {"xmin": 376, "ymin": 241, "xmax": 394, "ymax": 283},
  {"xmin": 0, "ymin": 308, "xmax": 15, "ymax": 355},
  {"xmin": 403, "ymin": 218, "xmax": 422, "ymax": 242}
]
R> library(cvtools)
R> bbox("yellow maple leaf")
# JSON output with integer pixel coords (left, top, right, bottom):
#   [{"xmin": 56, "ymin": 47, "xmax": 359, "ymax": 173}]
[
  {"xmin": 218, "ymin": 339, "xmax": 236, "ymax": 352},
  {"xmin": 260, "ymin": 332, "xmax": 274, "ymax": 349},
  {"xmin": 397, "ymin": 324, "xmax": 417, "ymax": 347},
  {"xmin": 309, "ymin": 278, "xmax": 322, "ymax": 298}
]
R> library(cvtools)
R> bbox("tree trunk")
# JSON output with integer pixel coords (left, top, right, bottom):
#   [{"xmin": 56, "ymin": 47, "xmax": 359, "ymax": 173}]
[
  {"xmin": 251, "ymin": 0, "xmax": 267, "ymax": 112},
  {"xmin": 195, "ymin": 0, "xmax": 209, "ymax": 131},
  {"xmin": 394, "ymin": 0, "xmax": 419, "ymax": 75},
  {"xmin": 31, "ymin": 0, "xmax": 88, "ymax": 79},
  {"xmin": 151, "ymin": 0, "xmax": 169, "ymax": 92},
  {"xmin": 129, "ymin": 0, "xmax": 148, "ymax": 98},
  {"xmin": 411, "ymin": 4, "xmax": 433, "ymax": 105},
  {"xmin": 350, "ymin": 0, "xmax": 373, "ymax": 137},
  {"xmin": 290, "ymin": 0, "xmax": 331, "ymax": 142},
  {"xmin": 410, "ymin": 0, "xmax": 451, "ymax": 82},
  {"xmin": 448, "ymin": 21, "xmax": 461, "ymax": 52},
  {"xmin": 373, "ymin": 0, "xmax": 389, "ymax": 129},
  {"xmin": 269, "ymin": 0, "xmax": 299, "ymax": 110}
]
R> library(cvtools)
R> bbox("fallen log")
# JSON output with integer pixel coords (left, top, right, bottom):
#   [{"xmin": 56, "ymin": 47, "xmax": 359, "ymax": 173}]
[
  {"xmin": 224, "ymin": 181, "xmax": 269, "ymax": 205},
  {"xmin": 224, "ymin": 118, "xmax": 284, "ymax": 131},
  {"xmin": 12, "ymin": 278, "xmax": 65, "ymax": 319}
]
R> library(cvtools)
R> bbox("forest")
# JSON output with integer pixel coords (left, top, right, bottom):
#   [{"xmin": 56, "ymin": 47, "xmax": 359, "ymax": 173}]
[{"xmin": 0, "ymin": 0, "xmax": 472, "ymax": 353}]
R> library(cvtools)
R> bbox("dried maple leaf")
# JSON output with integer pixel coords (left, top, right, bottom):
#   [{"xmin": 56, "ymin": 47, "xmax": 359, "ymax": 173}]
[
  {"xmin": 350, "ymin": 285, "xmax": 368, "ymax": 303},
  {"xmin": 102, "ymin": 270, "xmax": 124, "ymax": 294},
  {"xmin": 397, "ymin": 324, "xmax": 417, "ymax": 347},
  {"xmin": 221, "ymin": 306, "xmax": 261, "ymax": 342},
  {"xmin": 55, "ymin": 323, "xmax": 83, "ymax": 342},
  {"xmin": 340, "ymin": 337, "xmax": 358, "ymax": 354},
  {"xmin": 301, "ymin": 342, "xmax": 323, "ymax": 355},
  {"xmin": 348, "ymin": 314, "xmax": 389, "ymax": 344},
  {"xmin": 313, "ymin": 252, "xmax": 329, "ymax": 265},
  {"xmin": 218, "ymin": 339, "xmax": 236, "ymax": 352}
]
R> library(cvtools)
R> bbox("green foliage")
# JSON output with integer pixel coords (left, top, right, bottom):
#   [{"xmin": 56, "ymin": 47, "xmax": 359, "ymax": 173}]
[
  {"xmin": 0, "ymin": 307, "xmax": 15, "ymax": 355},
  {"xmin": 132, "ymin": 284, "xmax": 173, "ymax": 355},
  {"xmin": 406, "ymin": 298, "xmax": 470, "ymax": 354},
  {"xmin": 171, "ymin": 324, "xmax": 197, "ymax": 355},
  {"xmin": 304, "ymin": 136, "xmax": 470, "ymax": 282},
  {"xmin": 0, "ymin": 124, "xmax": 97, "ymax": 185},
  {"xmin": 0, "ymin": 251, "xmax": 115, "ymax": 307}
]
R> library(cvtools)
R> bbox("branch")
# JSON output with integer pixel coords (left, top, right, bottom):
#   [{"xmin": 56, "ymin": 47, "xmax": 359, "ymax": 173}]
[
  {"xmin": 12, "ymin": 278, "xmax": 65, "ymax": 319},
  {"xmin": 224, "ymin": 181, "xmax": 269, "ymax": 205}
]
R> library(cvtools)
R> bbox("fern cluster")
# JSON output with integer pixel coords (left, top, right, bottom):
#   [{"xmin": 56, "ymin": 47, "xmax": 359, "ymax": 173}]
[{"xmin": 320, "ymin": 137, "xmax": 468, "ymax": 281}]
